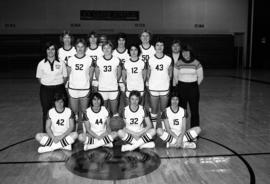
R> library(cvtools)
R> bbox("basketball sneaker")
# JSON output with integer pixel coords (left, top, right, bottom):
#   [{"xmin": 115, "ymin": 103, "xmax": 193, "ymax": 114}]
[
  {"xmin": 182, "ymin": 142, "xmax": 196, "ymax": 149},
  {"xmin": 139, "ymin": 141, "xmax": 155, "ymax": 149},
  {"xmin": 38, "ymin": 146, "xmax": 54, "ymax": 153}
]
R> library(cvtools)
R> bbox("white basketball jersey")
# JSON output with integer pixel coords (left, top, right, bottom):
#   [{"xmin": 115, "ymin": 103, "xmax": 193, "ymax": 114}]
[
  {"xmin": 113, "ymin": 49, "xmax": 129, "ymax": 83},
  {"xmin": 86, "ymin": 46, "xmax": 103, "ymax": 81},
  {"xmin": 113, "ymin": 49, "xmax": 129, "ymax": 64},
  {"xmin": 96, "ymin": 55, "xmax": 120, "ymax": 91},
  {"xmin": 124, "ymin": 58, "xmax": 145, "ymax": 92},
  {"xmin": 161, "ymin": 107, "xmax": 185, "ymax": 136},
  {"xmin": 58, "ymin": 47, "xmax": 76, "ymax": 64},
  {"xmin": 85, "ymin": 46, "xmax": 103, "ymax": 64},
  {"xmin": 148, "ymin": 54, "xmax": 172, "ymax": 91},
  {"xmin": 85, "ymin": 106, "xmax": 109, "ymax": 135},
  {"xmin": 49, "ymin": 107, "xmax": 73, "ymax": 136},
  {"xmin": 122, "ymin": 105, "xmax": 148, "ymax": 133},
  {"xmin": 139, "ymin": 45, "xmax": 155, "ymax": 63},
  {"xmin": 67, "ymin": 55, "xmax": 93, "ymax": 90}
]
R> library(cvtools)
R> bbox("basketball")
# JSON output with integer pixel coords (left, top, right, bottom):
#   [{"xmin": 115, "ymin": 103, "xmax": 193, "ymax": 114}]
[{"xmin": 109, "ymin": 116, "xmax": 125, "ymax": 131}]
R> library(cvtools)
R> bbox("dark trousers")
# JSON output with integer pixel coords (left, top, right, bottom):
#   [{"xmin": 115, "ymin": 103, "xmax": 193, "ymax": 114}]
[
  {"xmin": 40, "ymin": 84, "xmax": 67, "ymax": 132},
  {"xmin": 177, "ymin": 81, "xmax": 200, "ymax": 128}
]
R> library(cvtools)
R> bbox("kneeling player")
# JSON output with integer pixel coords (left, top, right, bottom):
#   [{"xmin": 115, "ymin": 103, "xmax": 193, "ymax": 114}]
[
  {"xmin": 157, "ymin": 93, "xmax": 201, "ymax": 149},
  {"xmin": 78, "ymin": 92, "xmax": 117, "ymax": 150},
  {"xmin": 118, "ymin": 90, "xmax": 156, "ymax": 152},
  {"xmin": 35, "ymin": 93, "xmax": 78, "ymax": 153}
]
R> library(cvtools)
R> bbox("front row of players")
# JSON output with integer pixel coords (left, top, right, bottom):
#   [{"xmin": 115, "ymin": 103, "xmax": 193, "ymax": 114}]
[{"xmin": 35, "ymin": 91, "xmax": 201, "ymax": 153}]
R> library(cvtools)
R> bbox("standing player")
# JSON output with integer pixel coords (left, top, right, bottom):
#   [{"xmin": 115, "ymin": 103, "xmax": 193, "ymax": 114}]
[
  {"xmin": 95, "ymin": 41, "xmax": 121, "ymax": 116},
  {"xmin": 67, "ymin": 38, "xmax": 94, "ymax": 131},
  {"xmin": 35, "ymin": 93, "xmax": 78, "ymax": 153},
  {"xmin": 156, "ymin": 93, "xmax": 201, "ymax": 148},
  {"xmin": 118, "ymin": 90, "xmax": 156, "ymax": 152},
  {"xmin": 122, "ymin": 44, "xmax": 146, "ymax": 105},
  {"xmin": 78, "ymin": 92, "xmax": 117, "ymax": 150},
  {"xmin": 148, "ymin": 39, "xmax": 172, "ymax": 129},
  {"xmin": 58, "ymin": 31, "xmax": 76, "ymax": 94},
  {"xmin": 86, "ymin": 31, "xmax": 103, "ymax": 93},
  {"xmin": 173, "ymin": 44, "xmax": 203, "ymax": 128},
  {"xmin": 58, "ymin": 31, "xmax": 76, "ymax": 64},
  {"xmin": 113, "ymin": 33, "xmax": 130, "ymax": 107},
  {"xmin": 36, "ymin": 41, "xmax": 67, "ymax": 132},
  {"xmin": 139, "ymin": 30, "xmax": 155, "ymax": 106}
]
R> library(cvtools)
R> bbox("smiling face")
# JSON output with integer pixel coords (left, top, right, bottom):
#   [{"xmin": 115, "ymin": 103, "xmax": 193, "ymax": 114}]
[
  {"xmin": 129, "ymin": 95, "xmax": 140, "ymax": 107},
  {"xmin": 55, "ymin": 99, "xmax": 64, "ymax": 110},
  {"xmin": 89, "ymin": 35, "xmax": 98, "ymax": 45},
  {"xmin": 129, "ymin": 46, "xmax": 139, "ymax": 58},
  {"xmin": 47, "ymin": 45, "xmax": 56, "ymax": 58},
  {"xmin": 75, "ymin": 42, "xmax": 86, "ymax": 55},
  {"xmin": 170, "ymin": 96, "xmax": 179, "ymax": 108},
  {"xmin": 172, "ymin": 43, "xmax": 181, "ymax": 54},
  {"xmin": 140, "ymin": 32, "xmax": 150, "ymax": 44},
  {"xmin": 102, "ymin": 44, "xmax": 113, "ymax": 56},
  {"xmin": 155, "ymin": 42, "xmax": 164, "ymax": 54},
  {"xmin": 118, "ymin": 38, "xmax": 126, "ymax": 48},
  {"xmin": 182, "ymin": 50, "xmax": 191, "ymax": 60},
  {"xmin": 63, "ymin": 34, "xmax": 72, "ymax": 46},
  {"xmin": 92, "ymin": 96, "xmax": 101, "ymax": 108}
]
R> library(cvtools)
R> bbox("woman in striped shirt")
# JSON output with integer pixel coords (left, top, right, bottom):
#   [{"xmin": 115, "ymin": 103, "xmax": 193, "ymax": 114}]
[{"xmin": 173, "ymin": 44, "xmax": 203, "ymax": 128}]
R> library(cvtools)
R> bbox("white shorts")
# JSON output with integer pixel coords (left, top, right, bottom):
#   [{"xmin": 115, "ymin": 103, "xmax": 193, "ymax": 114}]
[
  {"xmin": 149, "ymin": 90, "xmax": 169, "ymax": 97},
  {"xmin": 119, "ymin": 82, "xmax": 125, "ymax": 92},
  {"xmin": 99, "ymin": 91, "xmax": 119, "ymax": 101},
  {"xmin": 68, "ymin": 89, "xmax": 90, "ymax": 99},
  {"xmin": 125, "ymin": 91, "xmax": 144, "ymax": 98}
]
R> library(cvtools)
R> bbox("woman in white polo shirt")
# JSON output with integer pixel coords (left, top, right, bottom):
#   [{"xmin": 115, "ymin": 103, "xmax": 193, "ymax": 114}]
[{"xmin": 36, "ymin": 41, "xmax": 68, "ymax": 132}]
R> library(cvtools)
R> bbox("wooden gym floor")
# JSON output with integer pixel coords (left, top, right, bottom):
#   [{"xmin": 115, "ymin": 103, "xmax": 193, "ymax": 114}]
[{"xmin": 0, "ymin": 69, "xmax": 269, "ymax": 184}]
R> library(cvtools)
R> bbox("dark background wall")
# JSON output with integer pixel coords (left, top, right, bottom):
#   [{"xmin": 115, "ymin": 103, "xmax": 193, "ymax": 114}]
[{"xmin": 0, "ymin": 0, "xmax": 250, "ymax": 69}]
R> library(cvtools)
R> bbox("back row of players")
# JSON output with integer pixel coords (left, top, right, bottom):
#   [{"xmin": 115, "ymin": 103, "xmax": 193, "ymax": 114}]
[{"xmin": 36, "ymin": 30, "xmax": 203, "ymax": 153}]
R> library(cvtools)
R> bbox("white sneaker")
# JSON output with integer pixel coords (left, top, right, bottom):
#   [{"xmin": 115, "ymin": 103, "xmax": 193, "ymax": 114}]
[
  {"xmin": 183, "ymin": 142, "xmax": 196, "ymax": 149},
  {"xmin": 62, "ymin": 145, "xmax": 72, "ymax": 151},
  {"xmin": 38, "ymin": 146, "xmax": 54, "ymax": 153},
  {"xmin": 139, "ymin": 141, "xmax": 155, "ymax": 149},
  {"xmin": 103, "ymin": 142, "xmax": 113, "ymax": 148},
  {"xmin": 121, "ymin": 144, "xmax": 132, "ymax": 152}
]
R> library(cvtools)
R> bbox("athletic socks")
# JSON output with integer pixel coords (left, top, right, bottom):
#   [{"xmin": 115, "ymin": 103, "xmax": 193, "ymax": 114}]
[
  {"xmin": 121, "ymin": 133, "xmax": 153, "ymax": 152},
  {"xmin": 38, "ymin": 135, "xmax": 75, "ymax": 153},
  {"xmin": 84, "ymin": 135, "xmax": 114, "ymax": 151},
  {"xmin": 159, "ymin": 131, "xmax": 177, "ymax": 145}
]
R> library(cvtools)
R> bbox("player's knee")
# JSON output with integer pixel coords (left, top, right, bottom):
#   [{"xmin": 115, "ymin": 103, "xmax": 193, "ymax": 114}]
[
  {"xmin": 78, "ymin": 133, "xmax": 85, "ymax": 142},
  {"xmin": 192, "ymin": 126, "xmax": 201, "ymax": 135},
  {"xmin": 156, "ymin": 128, "xmax": 163, "ymax": 136},
  {"xmin": 35, "ymin": 133, "xmax": 41, "ymax": 141},
  {"xmin": 148, "ymin": 128, "xmax": 156, "ymax": 136},
  {"xmin": 70, "ymin": 132, "xmax": 78, "ymax": 139}
]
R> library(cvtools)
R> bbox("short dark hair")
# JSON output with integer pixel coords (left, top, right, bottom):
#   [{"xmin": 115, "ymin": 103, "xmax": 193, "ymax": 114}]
[
  {"xmin": 127, "ymin": 44, "xmax": 142, "ymax": 57},
  {"xmin": 168, "ymin": 92, "xmax": 179, "ymax": 106},
  {"xmin": 116, "ymin": 32, "xmax": 127, "ymax": 41},
  {"xmin": 59, "ymin": 30, "xmax": 74, "ymax": 46},
  {"xmin": 129, "ymin": 90, "xmax": 141, "ymax": 101},
  {"xmin": 180, "ymin": 44, "xmax": 196, "ymax": 62},
  {"xmin": 153, "ymin": 37, "xmax": 165, "ymax": 46},
  {"xmin": 171, "ymin": 40, "xmax": 181, "ymax": 47},
  {"xmin": 89, "ymin": 92, "xmax": 104, "ymax": 106},
  {"xmin": 75, "ymin": 38, "xmax": 87, "ymax": 48},
  {"xmin": 54, "ymin": 93, "xmax": 66, "ymax": 103}
]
